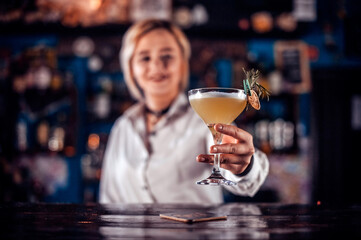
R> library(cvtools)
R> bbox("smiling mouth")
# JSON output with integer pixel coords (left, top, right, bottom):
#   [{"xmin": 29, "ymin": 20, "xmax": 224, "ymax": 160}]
[{"xmin": 150, "ymin": 74, "xmax": 169, "ymax": 82}]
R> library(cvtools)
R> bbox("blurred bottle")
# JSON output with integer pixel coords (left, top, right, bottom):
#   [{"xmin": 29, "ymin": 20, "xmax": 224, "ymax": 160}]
[
  {"xmin": 15, "ymin": 115, "xmax": 28, "ymax": 152},
  {"xmin": 36, "ymin": 120, "xmax": 50, "ymax": 151}
]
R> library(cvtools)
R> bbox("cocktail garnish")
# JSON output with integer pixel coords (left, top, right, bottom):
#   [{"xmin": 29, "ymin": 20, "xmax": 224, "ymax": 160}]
[
  {"xmin": 247, "ymin": 90, "xmax": 261, "ymax": 110},
  {"xmin": 242, "ymin": 68, "xmax": 271, "ymax": 110}
]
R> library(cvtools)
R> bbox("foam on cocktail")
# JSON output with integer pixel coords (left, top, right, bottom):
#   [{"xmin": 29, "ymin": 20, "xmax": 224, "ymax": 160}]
[{"xmin": 189, "ymin": 90, "xmax": 246, "ymax": 100}]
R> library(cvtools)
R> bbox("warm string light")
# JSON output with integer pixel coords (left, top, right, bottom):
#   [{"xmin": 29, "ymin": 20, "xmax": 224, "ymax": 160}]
[{"xmin": 88, "ymin": 133, "xmax": 100, "ymax": 151}]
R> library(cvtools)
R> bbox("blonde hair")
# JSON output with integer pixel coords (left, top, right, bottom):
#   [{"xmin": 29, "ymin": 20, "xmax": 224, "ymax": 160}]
[{"xmin": 120, "ymin": 19, "xmax": 191, "ymax": 101}]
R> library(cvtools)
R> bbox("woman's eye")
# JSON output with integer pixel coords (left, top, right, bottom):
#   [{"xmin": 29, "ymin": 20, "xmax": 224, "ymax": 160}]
[
  {"xmin": 161, "ymin": 55, "xmax": 173, "ymax": 62},
  {"xmin": 139, "ymin": 56, "xmax": 150, "ymax": 62}
]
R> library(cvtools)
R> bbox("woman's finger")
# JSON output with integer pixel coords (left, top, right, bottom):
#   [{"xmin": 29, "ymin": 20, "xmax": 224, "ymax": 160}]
[
  {"xmin": 197, "ymin": 154, "xmax": 250, "ymax": 165},
  {"xmin": 219, "ymin": 154, "xmax": 251, "ymax": 165},
  {"xmin": 196, "ymin": 154, "xmax": 213, "ymax": 163},
  {"xmin": 210, "ymin": 143, "xmax": 255, "ymax": 156},
  {"xmin": 214, "ymin": 123, "xmax": 252, "ymax": 143},
  {"xmin": 196, "ymin": 154, "xmax": 251, "ymax": 175}
]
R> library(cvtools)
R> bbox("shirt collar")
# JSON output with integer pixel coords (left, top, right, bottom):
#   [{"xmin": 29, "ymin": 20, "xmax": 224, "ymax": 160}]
[
  {"xmin": 153, "ymin": 93, "xmax": 190, "ymax": 131},
  {"xmin": 126, "ymin": 92, "xmax": 190, "ymax": 130},
  {"xmin": 166, "ymin": 92, "xmax": 189, "ymax": 118}
]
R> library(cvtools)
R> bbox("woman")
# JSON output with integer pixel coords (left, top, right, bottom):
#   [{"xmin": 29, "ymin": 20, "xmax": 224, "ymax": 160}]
[{"xmin": 99, "ymin": 19, "xmax": 269, "ymax": 204}]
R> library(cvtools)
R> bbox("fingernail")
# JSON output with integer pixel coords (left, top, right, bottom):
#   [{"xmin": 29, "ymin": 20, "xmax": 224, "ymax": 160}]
[
  {"xmin": 198, "ymin": 157, "xmax": 205, "ymax": 162},
  {"xmin": 217, "ymin": 124, "xmax": 223, "ymax": 130},
  {"xmin": 212, "ymin": 147, "xmax": 217, "ymax": 152}
]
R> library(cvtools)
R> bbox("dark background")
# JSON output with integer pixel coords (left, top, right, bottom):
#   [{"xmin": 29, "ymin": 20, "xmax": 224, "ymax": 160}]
[{"xmin": 1, "ymin": 0, "xmax": 361, "ymax": 206}]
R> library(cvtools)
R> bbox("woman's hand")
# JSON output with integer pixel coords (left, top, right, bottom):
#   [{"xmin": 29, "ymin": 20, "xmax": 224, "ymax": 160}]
[{"xmin": 197, "ymin": 123, "xmax": 255, "ymax": 175}]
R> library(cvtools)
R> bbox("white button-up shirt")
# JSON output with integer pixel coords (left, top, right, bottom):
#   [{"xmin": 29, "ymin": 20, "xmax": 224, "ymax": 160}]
[{"xmin": 99, "ymin": 93, "xmax": 269, "ymax": 204}]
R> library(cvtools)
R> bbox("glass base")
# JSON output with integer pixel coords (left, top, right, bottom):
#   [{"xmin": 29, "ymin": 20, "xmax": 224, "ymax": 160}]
[{"xmin": 196, "ymin": 172, "xmax": 237, "ymax": 186}]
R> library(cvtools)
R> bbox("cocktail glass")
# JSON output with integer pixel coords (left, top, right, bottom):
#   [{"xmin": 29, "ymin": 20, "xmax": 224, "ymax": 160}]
[{"xmin": 188, "ymin": 87, "xmax": 247, "ymax": 185}]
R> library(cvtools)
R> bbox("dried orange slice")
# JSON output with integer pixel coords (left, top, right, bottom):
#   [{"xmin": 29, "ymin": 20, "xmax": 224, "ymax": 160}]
[{"xmin": 247, "ymin": 90, "xmax": 261, "ymax": 110}]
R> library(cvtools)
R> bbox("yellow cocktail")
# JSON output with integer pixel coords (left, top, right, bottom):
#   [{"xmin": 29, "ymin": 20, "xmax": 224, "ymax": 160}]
[{"xmin": 188, "ymin": 88, "xmax": 247, "ymax": 185}]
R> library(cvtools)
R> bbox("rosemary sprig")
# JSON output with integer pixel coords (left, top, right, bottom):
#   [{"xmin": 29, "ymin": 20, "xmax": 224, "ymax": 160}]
[{"xmin": 242, "ymin": 68, "xmax": 271, "ymax": 101}]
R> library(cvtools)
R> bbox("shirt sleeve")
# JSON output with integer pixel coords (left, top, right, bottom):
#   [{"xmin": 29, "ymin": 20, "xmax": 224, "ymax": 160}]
[
  {"xmin": 222, "ymin": 149, "xmax": 269, "ymax": 197},
  {"xmin": 99, "ymin": 119, "xmax": 121, "ymax": 203}
]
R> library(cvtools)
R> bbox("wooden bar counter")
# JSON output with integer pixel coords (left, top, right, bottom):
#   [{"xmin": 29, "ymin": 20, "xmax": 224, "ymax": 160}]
[{"xmin": 1, "ymin": 202, "xmax": 360, "ymax": 239}]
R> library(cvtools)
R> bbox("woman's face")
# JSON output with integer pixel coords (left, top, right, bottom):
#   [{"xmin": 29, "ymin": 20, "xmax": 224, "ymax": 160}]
[{"xmin": 131, "ymin": 29, "xmax": 184, "ymax": 100}]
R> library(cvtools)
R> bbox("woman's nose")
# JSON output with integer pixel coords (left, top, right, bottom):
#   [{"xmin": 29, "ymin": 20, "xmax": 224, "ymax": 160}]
[{"xmin": 149, "ymin": 58, "xmax": 165, "ymax": 73}]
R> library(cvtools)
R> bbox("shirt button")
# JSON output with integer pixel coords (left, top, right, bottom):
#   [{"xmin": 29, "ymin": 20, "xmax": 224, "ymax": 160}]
[{"xmin": 143, "ymin": 186, "xmax": 148, "ymax": 190}]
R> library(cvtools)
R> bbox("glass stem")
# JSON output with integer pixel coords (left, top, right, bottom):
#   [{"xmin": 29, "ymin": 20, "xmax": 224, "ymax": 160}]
[
  {"xmin": 213, "ymin": 153, "xmax": 221, "ymax": 174},
  {"xmin": 212, "ymin": 131, "xmax": 223, "ymax": 174}
]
